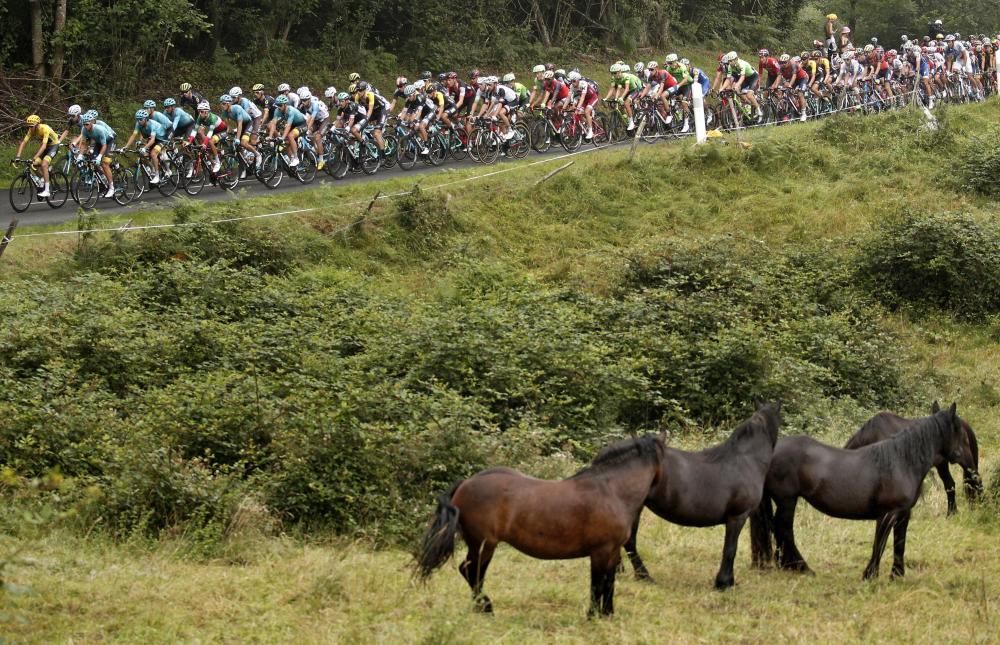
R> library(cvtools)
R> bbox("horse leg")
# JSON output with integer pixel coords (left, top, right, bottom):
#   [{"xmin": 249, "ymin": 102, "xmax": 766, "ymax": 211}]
[
  {"xmin": 714, "ymin": 512, "xmax": 749, "ymax": 589},
  {"xmin": 774, "ymin": 497, "xmax": 812, "ymax": 573},
  {"xmin": 891, "ymin": 510, "xmax": 911, "ymax": 578},
  {"xmin": 459, "ymin": 540, "xmax": 497, "ymax": 613},
  {"xmin": 589, "ymin": 548, "xmax": 620, "ymax": 618},
  {"xmin": 862, "ymin": 513, "xmax": 895, "ymax": 580},
  {"xmin": 936, "ymin": 462, "xmax": 958, "ymax": 516},
  {"xmin": 622, "ymin": 512, "xmax": 654, "ymax": 582}
]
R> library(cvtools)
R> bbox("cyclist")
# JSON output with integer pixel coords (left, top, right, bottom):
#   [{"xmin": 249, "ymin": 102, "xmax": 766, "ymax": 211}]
[
  {"xmin": 79, "ymin": 112, "xmax": 117, "ymax": 198},
  {"xmin": 447, "ymin": 72, "xmax": 475, "ymax": 121},
  {"xmin": 506, "ymin": 72, "xmax": 530, "ymax": 107},
  {"xmin": 298, "ymin": 88, "xmax": 330, "ymax": 170},
  {"xmin": 665, "ymin": 55, "xmax": 694, "ymax": 132},
  {"xmin": 142, "ymin": 100, "xmax": 173, "ymax": 135},
  {"xmin": 335, "ymin": 90, "xmax": 370, "ymax": 153},
  {"xmin": 252, "ymin": 84, "xmax": 276, "ymax": 124},
  {"xmin": 567, "ymin": 70, "xmax": 598, "ymax": 140},
  {"xmin": 780, "ymin": 55, "xmax": 810, "ymax": 121},
  {"xmin": 276, "ymin": 83, "xmax": 300, "ymax": 108},
  {"xmin": 483, "ymin": 76, "xmax": 520, "ymax": 141},
  {"xmin": 399, "ymin": 84, "xmax": 435, "ymax": 155},
  {"xmin": 354, "ymin": 81, "xmax": 390, "ymax": 159},
  {"xmin": 604, "ymin": 64, "xmax": 643, "ymax": 131},
  {"xmin": 219, "ymin": 94, "xmax": 257, "ymax": 176},
  {"xmin": 14, "ymin": 114, "xmax": 59, "ymax": 198},
  {"xmin": 725, "ymin": 51, "xmax": 764, "ymax": 123},
  {"xmin": 390, "ymin": 76, "xmax": 408, "ymax": 113},
  {"xmin": 231, "ymin": 87, "xmax": 264, "ymax": 145},
  {"xmin": 124, "ymin": 109, "xmax": 169, "ymax": 185},
  {"xmin": 58, "ymin": 104, "xmax": 84, "ymax": 147},
  {"xmin": 711, "ymin": 54, "xmax": 733, "ymax": 94},
  {"xmin": 194, "ymin": 100, "xmax": 226, "ymax": 173},
  {"xmin": 178, "ymin": 82, "xmax": 206, "ymax": 111},
  {"xmin": 268, "ymin": 95, "xmax": 308, "ymax": 167},
  {"xmin": 527, "ymin": 64, "xmax": 547, "ymax": 108}
]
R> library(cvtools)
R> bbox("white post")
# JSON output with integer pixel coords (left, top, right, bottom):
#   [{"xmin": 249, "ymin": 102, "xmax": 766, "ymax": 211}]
[
  {"xmin": 996, "ymin": 49, "xmax": 1000, "ymax": 85},
  {"xmin": 693, "ymin": 82, "xmax": 707, "ymax": 143}
]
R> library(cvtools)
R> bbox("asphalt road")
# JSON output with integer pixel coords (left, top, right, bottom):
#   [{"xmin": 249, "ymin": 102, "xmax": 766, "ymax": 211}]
[{"xmin": 1, "ymin": 139, "xmax": 624, "ymax": 228}]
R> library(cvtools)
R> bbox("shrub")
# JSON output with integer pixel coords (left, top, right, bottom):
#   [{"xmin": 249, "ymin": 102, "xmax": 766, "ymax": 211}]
[
  {"xmin": 855, "ymin": 212, "xmax": 1000, "ymax": 320},
  {"xmin": 959, "ymin": 128, "xmax": 1000, "ymax": 197}
]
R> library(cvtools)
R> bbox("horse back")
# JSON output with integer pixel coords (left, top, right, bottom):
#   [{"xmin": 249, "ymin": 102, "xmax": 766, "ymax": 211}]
[{"xmin": 844, "ymin": 412, "xmax": 913, "ymax": 449}]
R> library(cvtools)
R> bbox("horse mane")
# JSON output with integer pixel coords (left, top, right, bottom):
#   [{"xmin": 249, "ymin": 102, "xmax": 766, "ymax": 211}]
[
  {"xmin": 703, "ymin": 403, "xmax": 781, "ymax": 462},
  {"xmin": 844, "ymin": 412, "xmax": 907, "ymax": 449},
  {"xmin": 870, "ymin": 412, "xmax": 948, "ymax": 473},
  {"xmin": 962, "ymin": 419, "xmax": 980, "ymax": 469},
  {"xmin": 575, "ymin": 435, "xmax": 663, "ymax": 478}
]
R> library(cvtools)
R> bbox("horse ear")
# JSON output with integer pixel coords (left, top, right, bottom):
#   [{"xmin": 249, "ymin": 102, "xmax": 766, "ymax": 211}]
[
  {"xmin": 948, "ymin": 402, "xmax": 957, "ymax": 418},
  {"xmin": 931, "ymin": 400, "xmax": 941, "ymax": 413}
]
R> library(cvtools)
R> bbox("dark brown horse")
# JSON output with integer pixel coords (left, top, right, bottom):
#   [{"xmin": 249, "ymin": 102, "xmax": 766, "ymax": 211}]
[
  {"xmin": 415, "ymin": 435, "xmax": 665, "ymax": 617},
  {"xmin": 624, "ymin": 402, "xmax": 782, "ymax": 589},
  {"xmin": 750, "ymin": 402, "xmax": 974, "ymax": 580},
  {"xmin": 844, "ymin": 403, "xmax": 982, "ymax": 514}
]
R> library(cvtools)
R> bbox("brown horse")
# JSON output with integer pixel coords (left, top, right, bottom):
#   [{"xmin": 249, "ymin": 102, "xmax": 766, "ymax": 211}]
[
  {"xmin": 415, "ymin": 435, "xmax": 664, "ymax": 617},
  {"xmin": 750, "ymin": 402, "xmax": 974, "ymax": 580},
  {"xmin": 623, "ymin": 401, "xmax": 782, "ymax": 589},
  {"xmin": 844, "ymin": 403, "xmax": 982, "ymax": 514}
]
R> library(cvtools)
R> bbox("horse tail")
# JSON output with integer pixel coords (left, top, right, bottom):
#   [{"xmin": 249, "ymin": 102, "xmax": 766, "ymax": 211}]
[
  {"xmin": 749, "ymin": 489, "xmax": 775, "ymax": 568},
  {"xmin": 415, "ymin": 480, "xmax": 463, "ymax": 582}
]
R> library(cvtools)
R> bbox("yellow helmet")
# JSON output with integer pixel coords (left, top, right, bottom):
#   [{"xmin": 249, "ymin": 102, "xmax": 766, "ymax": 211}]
[
  {"xmin": 348, "ymin": 72, "xmax": 360, "ymax": 82},
  {"xmin": 25, "ymin": 114, "xmax": 41, "ymax": 126},
  {"xmin": 826, "ymin": 13, "xmax": 837, "ymax": 20},
  {"xmin": 348, "ymin": 82, "xmax": 357, "ymax": 93}
]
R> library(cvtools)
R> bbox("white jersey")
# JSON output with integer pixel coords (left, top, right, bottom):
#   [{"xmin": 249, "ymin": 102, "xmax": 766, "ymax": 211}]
[
  {"xmin": 287, "ymin": 91, "xmax": 300, "ymax": 108},
  {"xmin": 492, "ymin": 85, "xmax": 517, "ymax": 104},
  {"xmin": 307, "ymin": 98, "xmax": 330, "ymax": 121},
  {"xmin": 239, "ymin": 97, "xmax": 262, "ymax": 119}
]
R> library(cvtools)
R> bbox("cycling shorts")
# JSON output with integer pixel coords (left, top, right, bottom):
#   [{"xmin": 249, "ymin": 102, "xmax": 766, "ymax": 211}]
[
  {"xmin": 793, "ymin": 78, "xmax": 809, "ymax": 91},
  {"xmin": 876, "ymin": 68, "xmax": 892, "ymax": 81},
  {"xmin": 350, "ymin": 118, "xmax": 369, "ymax": 131},
  {"xmin": 40, "ymin": 144, "xmax": 59, "ymax": 161},
  {"xmin": 309, "ymin": 118, "xmax": 329, "ymax": 136},
  {"xmin": 175, "ymin": 121, "xmax": 196, "ymax": 141},
  {"xmin": 738, "ymin": 72, "xmax": 760, "ymax": 93}
]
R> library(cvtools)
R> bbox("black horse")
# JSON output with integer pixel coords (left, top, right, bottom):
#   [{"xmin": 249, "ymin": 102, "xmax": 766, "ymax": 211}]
[
  {"xmin": 624, "ymin": 402, "xmax": 782, "ymax": 589},
  {"xmin": 415, "ymin": 435, "xmax": 664, "ymax": 617},
  {"xmin": 844, "ymin": 403, "xmax": 982, "ymax": 514},
  {"xmin": 750, "ymin": 402, "xmax": 974, "ymax": 580}
]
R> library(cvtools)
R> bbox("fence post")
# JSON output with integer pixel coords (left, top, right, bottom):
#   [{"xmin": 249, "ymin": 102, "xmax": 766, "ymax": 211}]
[
  {"xmin": 0, "ymin": 219, "xmax": 18, "ymax": 261},
  {"xmin": 693, "ymin": 82, "xmax": 708, "ymax": 144},
  {"xmin": 629, "ymin": 118, "xmax": 646, "ymax": 161}
]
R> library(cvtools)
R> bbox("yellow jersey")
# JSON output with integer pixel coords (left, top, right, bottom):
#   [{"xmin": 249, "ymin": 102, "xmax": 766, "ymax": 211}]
[{"xmin": 23, "ymin": 123, "xmax": 59, "ymax": 147}]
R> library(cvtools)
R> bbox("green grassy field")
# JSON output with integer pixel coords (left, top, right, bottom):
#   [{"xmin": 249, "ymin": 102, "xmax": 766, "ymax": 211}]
[{"xmin": 2, "ymin": 100, "xmax": 999, "ymax": 642}]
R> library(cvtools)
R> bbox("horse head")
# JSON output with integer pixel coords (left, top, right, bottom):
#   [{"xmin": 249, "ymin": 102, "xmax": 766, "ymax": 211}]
[
  {"xmin": 754, "ymin": 400, "xmax": 783, "ymax": 448},
  {"xmin": 936, "ymin": 402, "xmax": 975, "ymax": 471}
]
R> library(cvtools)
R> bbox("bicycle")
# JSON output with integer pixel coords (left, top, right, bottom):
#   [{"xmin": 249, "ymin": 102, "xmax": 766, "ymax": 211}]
[
  {"xmin": 326, "ymin": 127, "xmax": 380, "ymax": 178},
  {"xmin": 184, "ymin": 139, "xmax": 240, "ymax": 195},
  {"xmin": 599, "ymin": 98, "xmax": 630, "ymax": 144},
  {"xmin": 122, "ymin": 145, "xmax": 179, "ymax": 198},
  {"xmin": 8, "ymin": 157, "xmax": 70, "ymax": 213},
  {"xmin": 70, "ymin": 151, "xmax": 136, "ymax": 209}
]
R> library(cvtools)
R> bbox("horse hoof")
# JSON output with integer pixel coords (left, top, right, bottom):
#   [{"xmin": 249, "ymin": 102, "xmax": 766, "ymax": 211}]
[
  {"xmin": 635, "ymin": 570, "xmax": 656, "ymax": 584},
  {"xmin": 714, "ymin": 577, "xmax": 735, "ymax": 590},
  {"xmin": 474, "ymin": 596, "xmax": 493, "ymax": 614}
]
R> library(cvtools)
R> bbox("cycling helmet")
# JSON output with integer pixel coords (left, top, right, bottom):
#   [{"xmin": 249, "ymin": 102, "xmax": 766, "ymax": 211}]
[
  {"xmin": 396, "ymin": 76, "xmax": 408, "ymax": 87},
  {"xmin": 889, "ymin": 49, "xmax": 897, "ymax": 56},
  {"xmin": 470, "ymin": 68, "xmax": 480, "ymax": 79},
  {"xmin": 832, "ymin": 56, "xmax": 843, "ymax": 66},
  {"xmin": 277, "ymin": 83, "xmax": 291, "ymax": 92},
  {"xmin": 812, "ymin": 50, "xmax": 823, "ymax": 57},
  {"xmin": 726, "ymin": 51, "xmax": 738, "ymax": 62},
  {"xmin": 421, "ymin": 70, "xmax": 432, "ymax": 80},
  {"xmin": 757, "ymin": 49, "xmax": 769, "ymax": 57},
  {"xmin": 336, "ymin": 91, "xmax": 350, "ymax": 101},
  {"xmin": 841, "ymin": 26, "xmax": 851, "ymax": 34},
  {"xmin": 870, "ymin": 37, "xmax": 878, "ymax": 44},
  {"xmin": 273, "ymin": 96, "xmax": 288, "ymax": 106},
  {"xmin": 945, "ymin": 34, "xmax": 956, "ymax": 42},
  {"xmin": 437, "ymin": 73, "xmax": 447, "ymax": 82},
  {"xmin": 648, "ymin": 61, "xmax": 659, "ymax": 69},
  {"xmin": 901, "ymin": 35, "xmax": 909, "ymax": 42},
  {"xmin": 610, "ymin": 63, "xmax": 620, "ymax": 73},
  {"xmin": 681, "ymin": 58, "xmax": 690, "ymax": 66},
  {"xmin": 220, "ymin": 94, "xmax": 232, "ymax": 103},
  {"xmin": 532, "ymin": 64, "xmax": 545, "ymax": 74},
  {"xmin": 163, "ymin": 98, "xmax": 176, "ymax": 107},
  {"xmin": 356, "ymin": 81, "xmax": 369, "ymax": 92},
  {"xmin": 403, "ymin": 85, "xmax": 416, "ymax": 97},
  {"xmin": 502, "ymin": 72, "xmax": 515, "ymax": 83},
  {"xmin": 348, "ymin": 72, "xmax": 360, "ymax": 82},
  {"xmin": 634, "ymin": 62, "xmax": 645, "ymax": 73},
  {"xmin": 543, "ymin": 70, "xmax": 554, "ymax": 79},
  {"xmin": 80, "ymin": 113, "xmax": 95, "ymax": 125},
  {"xmin": 864, "ymin": 44, "xmax": 874, "ymax": 52},
  {"xmin": 347, "ymin": 83, "xmax": 357, "ymax": 93},
  {"xmin": 296, "ymin": 86, "xmax": 309, "ymax": 97},
  {"xmin": 665, "ymin": 53, "xmax": 678, "ymax": 63},
  {"xmin": 143, "ymin": 99, "xmax": 156, "ymax": 109},
  {"xmin": 180, "ymin": 82, "xmax": 192, "ymax": 92},
  {"xmin": 84, "ymin": 109, "xmax": 98, "ymax": 119},
  {"xmin": 791, "ymin": 56, "xmax": 801, "ymax": 63},
  {"xmin": 230, "ymin": 87, "xmax": 242, "ymax": 97},
  {"xmin": 554, "ymin": 68, "xmax": 565, "ymax": 76},
  {"xmin": 778, "ymin": 53, "xmax": 791, "ymax": 63},
  {"xmin": 134, "ymin": 109, "xmax": 148, "ymax": 120},
  {"xmin": 25, "ymin": 114, "xmax": 41, "ymax": 126},
  {"xmin": 197, "ymin": 101, "xmax": 210, "ymax": 110},
  {"xmin": 68, "ymin": 104, "xmax": 82, "ymax": 116},
  {"xmin": 413, "ymin": 79, "xmax": 425, "ymax": 90},
  {"xmin": 252, "ymin": 83, "xmax": 265, "ymax": 91},
  {"xmin": 814, "ymin": 39, "xmax": 824, "ymax": 48},
  {"xmin": 801, "ymin": 51, "xmax": 811, "ymax": 59},
  {"xmin": 299, "ymin": 88, "xmax": 312, "ymax": 100},
  {"xmin": 936, "ymin": 34, "xmax": 944, "ymax": 40},
  {"xmin": 545, "ymin": 63, "xmax": 556, "ymax": 70},
  {"xmin": 567, "ymin": 71, "xmax": 581, "ymax": 82},
  {"xmin": 324, "ymin": 86, "xmax": 337, "ymax": 98}
]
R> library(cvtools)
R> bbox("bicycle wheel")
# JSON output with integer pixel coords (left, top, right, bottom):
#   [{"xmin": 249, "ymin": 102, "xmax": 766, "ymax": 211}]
[
  {"xmin": 427, "ymin": 135, "xmax": 447, "ymax": 166},
  {"xmin": 446, "ymin": 130, "xmax": 467, "ymax": 162},
  {"xmin": 46, "ymin": 171, "xmax": 69, "ymax": 209},
  {"xmin": 133, "ymin": 165, "xmax": 150, "ymax": 197},
  {"xmin": 157, "ymin": 160, "xmax": 180, "ymax": 197},
  {"xmin": 477, "ymin": 133, "xmax": 500, "ymax": 165},
  {"xmin": 259, "ymin": 153, "xmax": 283, "ymax": 188},
  {"xmin": 468, "ymin": 129, "xmax": 483, "ymax": 163},
  {"xmin": 361, "ymin": 142, "xmax": 382, "ymax": 175},
  {"xmin": 329, "ymin": 146, "xmax": 350, "ymax": 180},
  {"xmin": 560, "ymin": 118, "xmax": 583, "ymax": 152},
  {"xmin": 218, "ymin": 154, "xmax": 241, "ymax": 190},
  {"xmin": 530, "ymin": 120, "xmax": 551, "ymax": 153},
  {"xmin": 295, "ymin": 151, "xmax": 317, "ymax": 183},
  {"xmin": 184, "ymin": 157, "xmax": 207, "ymax": 195},
  {"xmin": 113, "ymin": 167, "xmax": 136, "ymax": 205},
  {"xmin": 8, "ymin": 175, "xmax": 33, "ymax": 213},
  {"xmin": 398, "ymin": 135, "xmax": 419, "ymax": 170},
  {"xmin": 72, "ymin": 169, "xmax": 99, "ymax": 209},
  {"xmin": 640, "ymin": 113, "xmax": 661, "ymax": 144},
  {"xmin": 508, "ymin": 123, "xmax": 531, "ymax": 159},
  {"xmin": 381, "ymin": 135, "xmax": 398, "ymax": 169},
  {"xmin": 591, "ymin": 114, "xmax": 609, "ymax": 148}
]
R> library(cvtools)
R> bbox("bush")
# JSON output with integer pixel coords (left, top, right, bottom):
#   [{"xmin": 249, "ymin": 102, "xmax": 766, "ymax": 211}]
[
  {"xmin": 855, "ymin": 212, "xmax": 1000, "ymax": 320},
  {"xmin": 960, "ymin": 128, "xmax": 1000, "ymax": 197}
]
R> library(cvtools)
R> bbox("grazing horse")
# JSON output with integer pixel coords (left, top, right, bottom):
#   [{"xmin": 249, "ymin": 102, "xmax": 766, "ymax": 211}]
[
  {"xmin": 415, "ymin": 435, "xmax": 665, "ymax": 617},
  {"xmin": 844, "ymin": 403, "xmax": 982, "ymax": 514},
  {"xmin": 749, "ymin": 402, "xmax": 974, "ymax": 580},
  {"xmin": 624, "ymin": 402, "xmax": 782, "ymax": 589}
]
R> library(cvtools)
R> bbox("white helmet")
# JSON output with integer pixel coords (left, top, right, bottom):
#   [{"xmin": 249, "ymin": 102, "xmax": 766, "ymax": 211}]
[
  {"xmin": 197, "ymin": 101, "xmax": 210, "ymax": 110},
  {"xmin": 502, "ymin": 73, "xmax": 515, "ymax": 83},
  {"xmin": 414, "ymin": 79, "xmax": 426, "ymax": 90},
  {"xmin": 299, "ymin": 88, "xmax": 312, "ymax": 100},
  {"xmin": 567, "ymin": 71, "xmax": 581, "ymax": 82},
  {"xmin": 722, "ymin": 51, "xmax": 738, "ymax": 63},
  {"xmin": 68, "ymin": 104, "xmax": 82, "ymax": 116},
  {"xmin": 634, "ymin": 62, "xmax": 645, "ymax": 73},
  {"xmin": 324, "ymin": 86, "xmax": 337, "ymax": 98},
  {"xmin": 296, "ymin": 86, "xmax": 309, "ymax": 96},
  {"xmin": 277, "ymin": 83, "xmax": 291, "ymax": 92},
  {"xmin": 229, "ymin": 86, "xmax": 242, "ymax": 97},
  {"xmin": 532, "ymin": 64, "xmax": 545, "ymax": 74},
  {"xmin": 665, "ymin": 53, "xmax": 678, "ymax": 63}
]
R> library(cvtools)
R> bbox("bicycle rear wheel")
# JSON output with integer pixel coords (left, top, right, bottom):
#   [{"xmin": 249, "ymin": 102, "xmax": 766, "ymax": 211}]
[
  {"xmin": 218, "ymin": 154, "xmax": 241, "ymax": 190},
  {"xmin": 447, "ymin": 130, "xmax": 467, "ymax": 162},
  {"xmin": 8, "ymin": 175, "xmax": 33, "ymax": 213},
  {"xmin": 295, "ymin": 151, "xmax": 317, "ymax": 183},
  {"xmin": 530, "ymin": 121, "xmax": 552, "ymax": 153},
  {"xmin": 259, "ymin": 153, "xmax": 283, "ymax": 188},
  {"xmin": 427, "ymin": 135, "xmax": 447, "ymax": 166},
  {"xmin": 560, "ymin": 119, "xmax": 583, "ymax": 152},
  {"xmin": 157, "ymin": 160, "xmax": 180, "ymax": 197},
  {"xmin": 591, "ymin": 114, "xmax": 609, "ymax": 148},
  {"xmin": 477, "ymin": 133, "xmax": 500, "ymax": 165},
  {"xmin": 184, "ymin": 157, "xmax": 207, "ymax": 195},
  {"xmin": 113, "ymin": 167, "xmax": 136, "ymax": 205},
  {"xmin": 381, "ymin": 135, "xmax": 398, "ymax": 169},
  {"xmin": 508, "ymin": 123, "xmax": 530, "ymax": 159},
  {"xmin": 361, "ymin": 142, "xmax": 381, "ymax": 175},
  {"xmin": 72, "ymin": 169, "xmax": 100, "ymax": 209},
  {"xmin": 398, "ymin": 135, "xmax": 419, "ymax": 170},
  {"xmin": 46, "ymin": 171, "xmax": 69, "ymax": 209}
]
